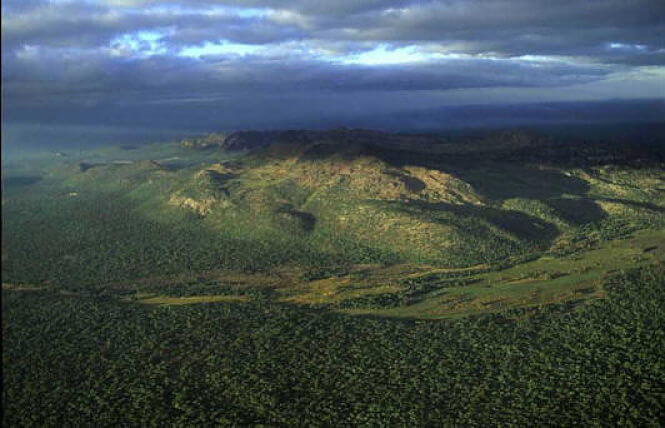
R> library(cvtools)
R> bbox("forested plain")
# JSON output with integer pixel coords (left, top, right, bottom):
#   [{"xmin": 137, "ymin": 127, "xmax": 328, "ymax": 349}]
[{"xmin": 2, "ymin": 128, "xmax": 664, "ymax": 424}]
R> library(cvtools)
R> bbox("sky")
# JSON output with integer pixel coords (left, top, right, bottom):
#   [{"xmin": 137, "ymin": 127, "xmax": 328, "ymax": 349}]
[{"xmin": 2, "ymin": 0, "xmax": 665, "ymax": 139}]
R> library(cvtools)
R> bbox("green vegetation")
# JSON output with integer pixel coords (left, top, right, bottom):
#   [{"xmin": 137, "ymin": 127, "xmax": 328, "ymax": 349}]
[
  {"xmin": 2, "ymin": 130, "xmax": 664, "ymax": 424},
  {"xmin": 3, "ymin": 267, "xmax": 664, "ymax": 425}
]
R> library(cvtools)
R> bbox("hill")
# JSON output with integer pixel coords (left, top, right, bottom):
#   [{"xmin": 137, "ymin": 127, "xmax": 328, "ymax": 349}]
[
  {"xmin": 2, "ymin": 128, "xmax": 664, "ymax": 315},
  {"xmin": 2, "ymin": 128, "xmax": 665, "ymax": 425}
]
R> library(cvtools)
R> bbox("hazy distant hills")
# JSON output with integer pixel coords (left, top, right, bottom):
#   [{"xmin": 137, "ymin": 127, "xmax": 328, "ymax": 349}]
[
  {"xmin": 364, "ymin": 99, "xmax": 665, "ymax": 131},
  {"xmin": 178, "ymin": 127, "xmax": 665, "ymax": 167},
  {"xmin": 3, "ymin": 99, "xmax": 664, "ymax": 152}
]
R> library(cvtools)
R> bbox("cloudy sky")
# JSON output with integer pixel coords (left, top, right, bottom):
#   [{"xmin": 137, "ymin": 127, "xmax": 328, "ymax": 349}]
[{"xmin": 2, "ymin": 0, "xmax": 665, "ymax": 136}]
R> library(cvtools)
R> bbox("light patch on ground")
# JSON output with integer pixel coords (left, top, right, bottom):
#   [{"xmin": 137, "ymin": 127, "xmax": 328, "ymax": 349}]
[
  {"xmin": 340, "ymin": 229, "xmax": 664, "ymax": 318},
  {"xmin": 132, "ymin": 294, "xmax": 250, "ymax": 305},
  {"xmin": 280, "ymin": 275, "xmax": 402, "ymax": 305},
  {"xmin": 2, "ymin": 283, "xmax": 45, "ymax": 292},
  {"xmin": 403, "ymin": 166, "xmax": 483, "ymax": 204},
  {"xmin": 169, "ymin": 194, "xmax": 224, "ymax": 216}
]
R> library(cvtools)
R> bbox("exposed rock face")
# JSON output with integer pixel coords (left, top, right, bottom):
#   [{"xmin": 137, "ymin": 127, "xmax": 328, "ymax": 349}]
[{"xmin": 168, "ymin": 195, "xmax": 220, "ymax": 217}]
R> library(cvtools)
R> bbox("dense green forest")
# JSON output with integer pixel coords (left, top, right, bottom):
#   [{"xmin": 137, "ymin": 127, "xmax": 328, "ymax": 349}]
[
  {"xmin": 3, "ymin": 268, "xmax": 664, "ymax": 425},
  {"xmin": 2, "ymin": 129, "xmax": 664, "ymax": 424}
]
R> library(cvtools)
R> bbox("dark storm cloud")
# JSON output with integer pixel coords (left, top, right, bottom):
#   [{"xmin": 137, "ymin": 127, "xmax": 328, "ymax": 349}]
[
  {"xmin": 2, "ymin": 0, "xmax": 664, "ymax": 130},
  {"xmin": 2, "ymin": 49, "xmax": 612, "ymax": 106},
  {"xmin": 5, "ymin": 1, "xmax": 663, "ymax": 54}
]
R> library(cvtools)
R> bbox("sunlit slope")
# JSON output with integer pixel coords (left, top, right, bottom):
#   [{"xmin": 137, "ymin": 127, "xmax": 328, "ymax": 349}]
[
  {"xmin": 2, "ymin": 131, "xmax": 664, "ymax": 317},
  {"xmin": 57, "ymin": 140, "xmax": 661, "ymax": 265}
]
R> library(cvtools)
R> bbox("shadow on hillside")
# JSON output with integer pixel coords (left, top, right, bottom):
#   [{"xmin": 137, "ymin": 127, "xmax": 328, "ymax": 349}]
[
  {"xmin": 387, "ymin": 200, "xmax": 561, "ymax": 245},
  {"xmin": 432, "ymin": 163, "xmax": 591, "ymax": 201},
  {"xmin": 303, "ymin": 139, "xmax": 608, "ymax": 211},
  {"xmin": 299, "ymin": 140, "xmax": 611, "ymax": 234},
  {"xmin": 547, "ymin": 198, "xmax": 607, "ymax": 225},
  {"xmin": 301, "ymin": 140, "xmax": 592, "ymax": 198},
  {"xmin": 275, "ymin": 204, "xmax": 317, "ymax": 233}
]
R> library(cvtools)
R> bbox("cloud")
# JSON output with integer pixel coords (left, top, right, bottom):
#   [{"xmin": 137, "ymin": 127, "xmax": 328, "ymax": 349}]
[{"xmin": 1, "ymin": 0, "xmax": 664, "ymax": 131}]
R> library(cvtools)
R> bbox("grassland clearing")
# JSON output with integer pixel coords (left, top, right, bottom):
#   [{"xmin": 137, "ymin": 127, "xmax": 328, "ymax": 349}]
[{"xmin": 129, "ymin": 293, "xmax": 250, "ymax": 305}]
